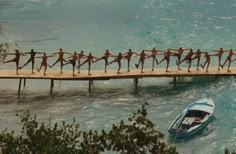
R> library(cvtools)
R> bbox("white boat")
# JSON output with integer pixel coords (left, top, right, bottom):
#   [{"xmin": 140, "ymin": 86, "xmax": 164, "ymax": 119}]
[{"xmin": 168, "ymin": 98, "xmax": 215, "ymax": 138}]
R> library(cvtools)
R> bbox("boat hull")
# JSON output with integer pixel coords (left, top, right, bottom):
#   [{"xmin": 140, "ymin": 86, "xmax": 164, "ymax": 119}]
[
  {"xmin": 168, "ymin": 98, "xmax": 215, "ymax": 138},
  {"xmin": 168, "ymin": 115, "xmax": 213, "ymax": 138}
]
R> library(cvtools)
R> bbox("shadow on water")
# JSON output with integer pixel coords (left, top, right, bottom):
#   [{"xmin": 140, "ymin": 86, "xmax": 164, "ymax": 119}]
[
  {"xmin": 0, "ymin": 87, "xmax": 134, "ymax": 104},
  {"xmin": 133, "ymin": 76, "xmax": 221, "ymax": 96},
  {"xmin": 0, "ymin": 76, "xmax": 221, "ymax": 97},
  {"xmin": 0, "ymin": 91, "xmax": 53, "ymax": 104},
  {"xmin": 0, "ymin": 76, "xmax": 234, "ymax": 105}
]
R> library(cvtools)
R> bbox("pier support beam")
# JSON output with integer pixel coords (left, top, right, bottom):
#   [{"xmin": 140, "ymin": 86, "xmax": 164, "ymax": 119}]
[
  {"xmin": 214, "ymin": 75, "xmax": 218, "ymax": 81},
  {"xmin": 18, "ymin": 78, "xmax": 22, "ymax": 95},
  {"xmin": 134, "ymin": 78, "xmax": 139, "ymax": 91},
  {"xmin": 173, "ymin": 77, "xmax": 177, "ymax": 88},
  {"xmin": 50, "ymin": 79, "xmax": 54, "ymax": 94},
  {"xmin": 88, "ymin": 80, "xmax": 93, "ymax": 93},
  {"xmin": 23, "ymin": 78, "xmax": 26, "ymax": 87}
]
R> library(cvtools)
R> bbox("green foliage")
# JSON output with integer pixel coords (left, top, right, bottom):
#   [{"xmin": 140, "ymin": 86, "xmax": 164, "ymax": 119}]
[
  {"xmin": 0, "ymin": 43, "xmax": 9, "ymax": 62},
  {"xmin": 0, "ymin": 111, "xmax": 82, "ymax": 154},
  {"xmin": 0, "ymin": 103, "xmax": 178, "ymax": 154},
  {"xmin": 106, "ymin": 103, "xmax": 177, "ymax": 154},
  {"xmin": 225, "ymin": 149, "xmax": 236, "ymax": 154}
]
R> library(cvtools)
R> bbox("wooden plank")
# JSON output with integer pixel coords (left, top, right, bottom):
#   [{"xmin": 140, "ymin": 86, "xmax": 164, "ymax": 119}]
[{"xmin": 0, "ymin": 67, "xmax": 235, "ymax": 80}]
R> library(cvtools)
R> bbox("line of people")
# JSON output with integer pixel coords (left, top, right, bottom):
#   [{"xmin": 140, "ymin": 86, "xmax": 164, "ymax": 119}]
[{"xmin": 1, "ymin": 47, "xmax": 236, "ymax": 76}]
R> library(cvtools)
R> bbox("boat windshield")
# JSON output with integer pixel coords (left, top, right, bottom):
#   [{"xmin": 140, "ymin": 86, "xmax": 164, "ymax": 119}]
[
  {"xmin": 179, "ymin": 110, "xmax": 210, "ymax": 130},
  {"xmin": 185, "ymin": 110, "xmax": 209, "ymax": 120}
]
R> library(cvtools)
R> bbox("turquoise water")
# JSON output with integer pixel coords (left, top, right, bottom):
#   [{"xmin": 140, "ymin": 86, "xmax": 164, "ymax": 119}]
[{"xmin": 0, "ymin": 0, "xmax": 236, "ymax": 153}]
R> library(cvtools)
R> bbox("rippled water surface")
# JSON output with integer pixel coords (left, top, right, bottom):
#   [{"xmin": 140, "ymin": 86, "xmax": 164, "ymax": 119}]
[{"xmin": 0, "ymin": 0, "xmax": 236, "ymax": 153}]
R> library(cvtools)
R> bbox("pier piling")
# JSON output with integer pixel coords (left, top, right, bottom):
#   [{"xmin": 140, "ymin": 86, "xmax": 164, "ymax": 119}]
[
  {"xmin": 134, "ymin": 78, "xmax": 139, "ymax": 91},
  {"xmin": 89, "ymin": 80, "xmax": 93, "ymax": 93},
  {"xmin": 23, "ymin": 78, "xmax": 26, "ymax": 87},
  {"xmin": 18, "ymin": 78, "xmax": 22, "ymax": 95},
  {"xmin": 50, "ymin": 79, "xmax": 54, "ymax": 94},
  {"xmin": 173, "ymin": 77, "xmax": 177, "ymax": 88}
]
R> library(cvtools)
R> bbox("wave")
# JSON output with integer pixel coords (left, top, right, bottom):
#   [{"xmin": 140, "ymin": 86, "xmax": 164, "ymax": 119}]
[
  {"xmin": 19, "ymin": 36, "xmax": 59, "ymax": 43},
  {"xmin": 0, "ymin": 0, "xmax": 12, "ymax": 8}
]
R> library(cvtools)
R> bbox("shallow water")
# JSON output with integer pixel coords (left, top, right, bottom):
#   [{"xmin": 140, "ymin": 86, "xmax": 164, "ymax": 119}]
[{"xmin": 0, "ymin": 0, "xmax": 236, "ymax": 153}]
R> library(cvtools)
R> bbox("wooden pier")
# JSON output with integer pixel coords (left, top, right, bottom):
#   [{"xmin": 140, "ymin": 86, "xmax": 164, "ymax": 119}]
[{"xmin": 0, "ymin": 67, "xmax": 236, "ymax": 95}]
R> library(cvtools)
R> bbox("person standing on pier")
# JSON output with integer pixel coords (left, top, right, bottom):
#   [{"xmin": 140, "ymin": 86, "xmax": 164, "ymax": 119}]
[
  {"xmin": 177, "ymin": 48, "xmax": 195, "ymax": 72},
  {"xmin": 191, "ymin": 49, "xmax": 203, "ymax": 71},
  {"xmin": 49, "ymin": 48, "xmax": 71, "ymax": 73},
  {"xmin": 19, "ymin": 49, "xmax": 43, "ymax": 73},
  {"xmin": 144, "ymin": 47, "xmax": 163, "ymax": 71},
  {"xmin": 156, "ymin": 49, "xmax": 173, "ymax": 72},
  {"xmin": 123, "ymin": 49, "xmax": 138, "ymax": 72},
  {"xmin": 220, "ymin": 49, "xmax": 236, "ymax": 72},
  {"xmin": 230, "ymin": 49, "xmax": 236, "ymax": 65},
  {"xmin": 3, "ymin": 49, "xmax": 22, "ymax": 74},
  {"xmin": 135, "ymin": 50, "xmax": 150, "ymax": 73},
  {"xmin": 77, "ymin": 50, "xmax": 86, "ymax": 73},
  {"xmin": 108, "ymin": 52, "xmax": 123, "ymax": 74},
  {"xmin": 36, "ymin": 53, "xmax": 53, "ymax": 76},
  {"xmin": 211, "ymin": 48, "xmax": 228, "ymax": 70},
  {"xmin": 79, "ymin": 52, "xmax": 95, "ymax": 75},
  {"xmin": 201, "ymin": 52, "xmax": 216, "ymax": 72},
  {"xmin": 93, "ymin": 49, "xmax": 114, "ymax": 73},
  {"xmin": 168, "ymin": 47, "xmax": 191, "ymax": 70},
  {"xmin": 63, "ymin": 52, "xmax": 78, "ymax": 76}
]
